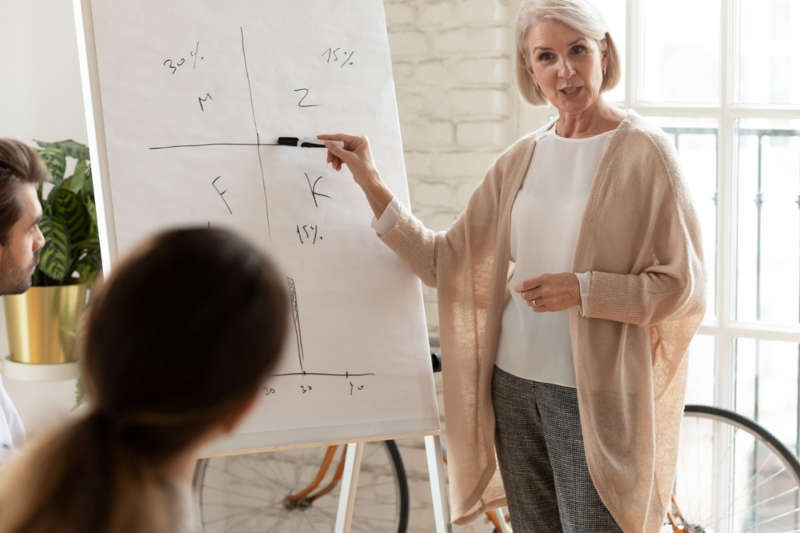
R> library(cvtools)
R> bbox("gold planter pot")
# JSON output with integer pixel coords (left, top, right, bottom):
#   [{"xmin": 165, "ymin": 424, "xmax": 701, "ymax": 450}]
[{"xmin": 4, "ymin": 284, "xmax": 89, "ymax": 364}]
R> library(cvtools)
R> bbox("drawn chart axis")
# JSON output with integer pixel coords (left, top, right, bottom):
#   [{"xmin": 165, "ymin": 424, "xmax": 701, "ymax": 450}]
[
  {"xmin": 276, "ymin": 277, "xmax": 375, "ymax": 399},
  {"xmin": 149, "ymin": 26, "xmax": 376, "ymax": 397},
  {"xmin": 148, "ymin": 26, "xmax": 354, "ymax": 240}
]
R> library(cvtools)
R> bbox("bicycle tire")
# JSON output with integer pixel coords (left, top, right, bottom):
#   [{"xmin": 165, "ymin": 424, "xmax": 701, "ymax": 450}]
[
  {"xmin": 385, "ymin": 439, "xmax": 410, "ymax": 533},
  {"xmin": 193, "ymin": 439, "xmax": 410, "ymax": 533},
  {"xmin": 672, "ymin": 404, "xmax": 800, "ymax": 532}
]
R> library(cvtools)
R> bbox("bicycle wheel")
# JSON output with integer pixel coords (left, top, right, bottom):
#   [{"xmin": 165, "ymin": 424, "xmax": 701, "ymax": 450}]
[
  {"xmin": 669, "ymin": 404, "xmax": 800, "ymax": 532},
  {"xmin": 193, "ymin": 439, "xmax": 409, "ymax": 533}
]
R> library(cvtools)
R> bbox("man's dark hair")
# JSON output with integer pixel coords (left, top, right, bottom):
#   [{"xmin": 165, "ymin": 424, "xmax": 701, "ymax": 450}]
[{"xmin": 0, "ymin": 139, "xmax": 49, "ymax": 244}]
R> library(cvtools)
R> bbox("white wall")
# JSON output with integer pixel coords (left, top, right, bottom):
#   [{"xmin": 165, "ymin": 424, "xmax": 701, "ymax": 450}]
[
  {"xmin": 0, "ymin": 0, "xmax": 88, "ymax": 435},
  {"xmin": 0, "ymin": 1, "xmax": 87, "ymax": 144}
]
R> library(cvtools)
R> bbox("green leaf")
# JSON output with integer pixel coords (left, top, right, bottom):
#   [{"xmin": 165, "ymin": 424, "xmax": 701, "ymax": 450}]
[
  {"xmin": 57, "ymin": 140, "xmax": 90, "ymax": 161},
  {"xmin": 74, "ymin": 253, "xmax": 101, "ymax": 283},
  {"xmin": 49, "ymin": 188, "xmax": 90, "ymax": 243},
  {"xmin": 84, "ymin": 165, "xmax": 93, "ymax": 194},
  {"xmin": 72, "ymin": 236, "xmax": 99, "ymax": 251},
  {"xmin": 33, "ymin": 140, "xmax": 55, "ymax": 149},
  {"xmin": 81, "ymin": 193, "xmax": 98, "ymax": 228},
  {"xmin": 64, "ymin": 159, "xmax": 88, "ymax": 194},
  {"xmin": 71, "ymin": 235, "xmax": 101, "ymax": 283},
  {"xmin": 35, "ymin": 139, "xmax": 90, "ymax": 161},
  {"xmin": 31, "ymin": 139, "xmax": 98, "ymax": 287},
  {"xmin": 38, "ymin": 215, "xmax": 72, "ymax": 282},
  {"xmin": 36, "ymin": 146, "xmax": 66, "ymax": 185},
  {"xmin": 31, "ymin": 270, "xmax": 60, "ymax": 287},
  {"xmin": 73, "ymin": 376, "xmax": 87, "ymax": 410}
]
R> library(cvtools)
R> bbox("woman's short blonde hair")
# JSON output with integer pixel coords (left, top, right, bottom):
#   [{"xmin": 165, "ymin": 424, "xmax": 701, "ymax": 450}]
[{"xmin": 515, "ymin": 0, "xmax": 621, "ymax": 106}]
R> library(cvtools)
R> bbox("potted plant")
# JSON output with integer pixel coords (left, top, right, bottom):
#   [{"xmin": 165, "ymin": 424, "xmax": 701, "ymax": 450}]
[{"xmin": 3, "ymin": 139, "xmax": 101, "ymax": 365}]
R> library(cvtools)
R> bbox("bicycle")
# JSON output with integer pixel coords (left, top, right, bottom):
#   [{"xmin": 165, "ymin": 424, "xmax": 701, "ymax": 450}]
[
  {"xmin": 194, "ymin": 440, "xmax": 409, "ymax": 533},
  {"xmin": 192, "ymin": 348, "xmax": 800, "ymax": 533},
  {"xmin": 479, "ymin": 405, "xmax": 800, "ymax": 533},
  {"xmin": 192, "ymin": 439, "xmax": 409, "ymax": 532},
  {"xmin": 190, "ymin": 348, "xmax": 486, "ymax": 533},
  {"xmin": 668, "ymin": 404, "xmax": 800, "ymax": 532}
]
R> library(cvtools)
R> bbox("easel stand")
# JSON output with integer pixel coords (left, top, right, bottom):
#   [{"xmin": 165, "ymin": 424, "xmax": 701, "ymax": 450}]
[
  {"xmin": 74, "ymin": 1, "xmax": 449, "ymax": 529},
  {"xmin": 334, "ymin": 433, "xmax": 451, "ymax": 533}
]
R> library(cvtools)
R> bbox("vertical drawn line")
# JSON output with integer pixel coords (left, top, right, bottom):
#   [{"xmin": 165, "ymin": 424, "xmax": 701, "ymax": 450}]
[
  {"xmin": 304, "ymin": 173, "xmax": 314, "ymax": 207},
  {"xmin": 287, "ymin": 277, "xmax": 306, "ymax": 374},
  {"xmin": 240, "ymin": 26, "xmax": 271, "ymax": 239},
  {"xmin": 192, "ymin": 40, "xmax": 200, "ymax": 69}
]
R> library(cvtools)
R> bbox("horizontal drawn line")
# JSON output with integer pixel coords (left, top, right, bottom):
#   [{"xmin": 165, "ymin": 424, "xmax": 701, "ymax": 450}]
[
  {"xmin": 148, "ymin": 142, "xmax": 280, "ymax": 150},
  {"xmin": 272, "ymin": 371, "xmax": 377, "ymax": 378}
]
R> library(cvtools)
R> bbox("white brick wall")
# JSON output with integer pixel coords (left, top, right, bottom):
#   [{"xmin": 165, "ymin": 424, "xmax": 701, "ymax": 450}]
[{"xmin": 385, "ymin": 0, "xmax": 523, "ymax": 336}]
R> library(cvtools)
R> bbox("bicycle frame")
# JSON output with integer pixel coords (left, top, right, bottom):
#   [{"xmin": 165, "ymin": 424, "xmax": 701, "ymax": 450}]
[
  {"xmin": 283, "ymin": 445, "xmax": 348, "ymax": 510},
  {"xmin": 283, "ymin": 441, "xmax": 509, "ymax": 531}
]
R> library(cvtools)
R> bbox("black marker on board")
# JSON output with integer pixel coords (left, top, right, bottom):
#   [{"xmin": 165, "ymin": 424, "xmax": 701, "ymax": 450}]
[{"xmin": 277, "ymin": 137, "xmax": 343, "ymax": 148}]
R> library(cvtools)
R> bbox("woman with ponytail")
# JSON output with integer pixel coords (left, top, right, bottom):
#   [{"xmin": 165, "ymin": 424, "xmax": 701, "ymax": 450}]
[{"xmin": 0, "ymin": 227, "xmax": 288, "ymax": 533}]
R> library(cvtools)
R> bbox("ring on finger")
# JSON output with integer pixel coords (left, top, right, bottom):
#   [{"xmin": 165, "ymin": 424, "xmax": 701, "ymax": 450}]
[{"xmin": 532, "ymin": 299, "xmax": 537, "ymax": 306}]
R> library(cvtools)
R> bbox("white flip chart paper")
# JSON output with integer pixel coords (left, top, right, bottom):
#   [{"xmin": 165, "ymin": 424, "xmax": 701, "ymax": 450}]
[{"xmin": 79, "ymin": 0, "xmax": 439, "ymax": 452}]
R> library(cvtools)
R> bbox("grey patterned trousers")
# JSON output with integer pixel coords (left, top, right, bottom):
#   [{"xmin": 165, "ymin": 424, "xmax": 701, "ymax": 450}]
[{"xmin": 492, "ymin": 366, "xmax": 622, "ymax": 533}]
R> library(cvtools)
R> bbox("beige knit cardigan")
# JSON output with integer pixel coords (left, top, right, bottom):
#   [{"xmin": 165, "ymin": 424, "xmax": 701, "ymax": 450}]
[{"xmin": 380, "ymin": 111, "xmax": 706, "ymax": 531}]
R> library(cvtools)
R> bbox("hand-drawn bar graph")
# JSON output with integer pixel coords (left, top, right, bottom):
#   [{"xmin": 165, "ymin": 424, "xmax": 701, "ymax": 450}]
[{"xmin": 278, "ymin": 277, "xmax": 375, "ymax": 380}]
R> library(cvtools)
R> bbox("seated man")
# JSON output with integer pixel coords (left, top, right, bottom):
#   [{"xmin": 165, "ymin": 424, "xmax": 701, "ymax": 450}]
[{"xmin": 0, "ymin": 138, "xmax": 48, "ymax": 462}]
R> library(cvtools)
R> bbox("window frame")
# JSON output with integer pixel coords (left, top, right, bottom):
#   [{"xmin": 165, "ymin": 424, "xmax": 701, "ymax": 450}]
[{"xmin": 623, "ymin": 0, "xmax": 800, "ymax": 410}]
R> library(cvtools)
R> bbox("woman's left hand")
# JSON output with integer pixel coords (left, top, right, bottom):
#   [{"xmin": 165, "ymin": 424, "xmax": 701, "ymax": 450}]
[{"xmin": 515, "ymin": 273, "xmax": 581, "ymax": 312}]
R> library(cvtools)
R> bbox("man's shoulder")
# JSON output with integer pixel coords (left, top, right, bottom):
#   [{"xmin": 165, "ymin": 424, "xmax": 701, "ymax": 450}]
[{"xmin": 0, "ymin": 377, "xmax": 25, "ymax": 449}]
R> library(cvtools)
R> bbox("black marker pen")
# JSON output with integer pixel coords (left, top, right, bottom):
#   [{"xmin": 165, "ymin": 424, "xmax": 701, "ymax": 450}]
[{"xmin": 277, "ymin": 137, "xmax": 343, "ymax": 148}]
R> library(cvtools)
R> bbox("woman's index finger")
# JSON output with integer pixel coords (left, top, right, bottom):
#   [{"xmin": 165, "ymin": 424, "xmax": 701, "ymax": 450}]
[{"xmin": 515, "ymin": 276, "xmax": 543, "ymax": 292}]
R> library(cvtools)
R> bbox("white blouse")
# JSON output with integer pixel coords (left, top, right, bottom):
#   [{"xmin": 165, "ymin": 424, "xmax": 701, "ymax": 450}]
[
  {"xmin": 494, "ymin": 128, "xmax": 614, "ymax": 387},
  {"xmin": 372, "ymin": 128, "xmax": 614, "ymax": 387}
]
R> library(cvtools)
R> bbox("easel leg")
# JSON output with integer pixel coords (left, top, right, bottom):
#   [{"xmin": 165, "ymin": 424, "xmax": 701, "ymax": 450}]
[
  {"xmin": 498, "ymin": 506, "xmax": 513, "ymax": 532},
  {"xmin": 425, "ymin": 434, "xmax": 452, "ymax": 533},
  {"xmin": 334, "ymin": 441, "xmax": 364, "ymax": 533}
]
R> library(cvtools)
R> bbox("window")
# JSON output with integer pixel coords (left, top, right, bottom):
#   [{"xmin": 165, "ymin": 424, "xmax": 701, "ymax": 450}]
[{"xmin": 567, "ymin": 0, "xmax": 800, "ymax": 452}]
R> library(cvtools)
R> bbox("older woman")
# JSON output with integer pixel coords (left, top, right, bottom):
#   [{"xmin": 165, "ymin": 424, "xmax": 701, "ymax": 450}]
[{"xmin": 321, "ymin": 0, "xmax": 705, "ymax": 531}]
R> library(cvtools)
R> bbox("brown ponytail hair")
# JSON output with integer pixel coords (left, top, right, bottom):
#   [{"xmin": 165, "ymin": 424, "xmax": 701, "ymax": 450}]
[{"xmin": 0, "ymin": 228, "xmax": 288, "ymax": 533}]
